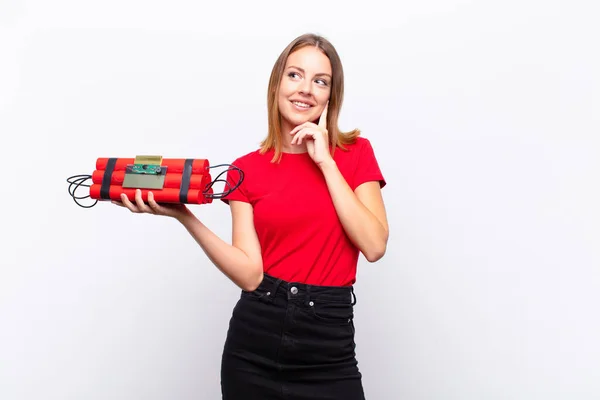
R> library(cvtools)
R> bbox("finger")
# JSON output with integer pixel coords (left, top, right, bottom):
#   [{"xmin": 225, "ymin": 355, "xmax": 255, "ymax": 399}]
[
  {"xmin": 290, "ymin": 122, "xmax": 309, "ymax": 136},
  {"xmin": 292, "ymin": 129, "xmax": 316, "ymax": 145},
  {"xmin": 318, "ymin": 102, "xmax": 329, "ymax": 129},
  {"xmin": 120, "ymin": 193, "xmax": 139, "ymax": 212},
  {"xmin": 111, "ymin": 200, "xmax": 126, "ymax": 207},
  {"xmin": 147, "ymin": 192, "xmax": 163, "ymax": 214},
  {"xmin": 134, "ymin": 189, "xmax": 154, "ymax": 213},
  {"xmin": 291, "ymin": 131, "xmax": 300, "ymax": 145},
  {"xmin": 291, "ymin": 129, "xmax": 308, "ymax": 145}
]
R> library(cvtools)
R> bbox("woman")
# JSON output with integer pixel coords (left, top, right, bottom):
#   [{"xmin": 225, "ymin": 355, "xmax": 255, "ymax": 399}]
[{"xmin": 114, "ymin": 33, "xmax": 388, "ymax": 400}]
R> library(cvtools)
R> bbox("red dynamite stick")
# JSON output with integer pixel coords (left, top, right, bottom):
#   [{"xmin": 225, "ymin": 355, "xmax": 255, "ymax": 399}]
[
  {"xmin": 91, "ymin": 170, "xmax": 211, "ymax": 190},
  {"xmin": 95, "ymin": 158, "xmax": 209, "ymax": 174},
  {"xmin": 89, "ymin": 185, "xmax": 211, "ymax": 204}
]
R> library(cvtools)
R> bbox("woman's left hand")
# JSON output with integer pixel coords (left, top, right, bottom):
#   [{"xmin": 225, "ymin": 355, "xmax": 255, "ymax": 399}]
[{"xmin": 290, "ymin": 103, "xmax": 333, "ymax": 166}]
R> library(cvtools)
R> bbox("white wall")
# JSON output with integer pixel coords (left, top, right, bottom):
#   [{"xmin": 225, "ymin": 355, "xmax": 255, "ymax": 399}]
[{"xmin": 1, "ymin": 1, "xmax": 598, "ymax": 399}]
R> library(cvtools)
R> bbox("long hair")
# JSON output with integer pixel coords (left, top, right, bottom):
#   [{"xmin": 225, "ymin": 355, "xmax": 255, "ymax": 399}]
[{"xmin": 259, "ymin": 33, "xmax": 360, "ymax": 162}]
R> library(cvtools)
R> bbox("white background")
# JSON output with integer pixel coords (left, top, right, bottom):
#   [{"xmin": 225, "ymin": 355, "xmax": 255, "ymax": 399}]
[{"xmin": 1, "ymin": 0, "xmax": 599, "ymax": 399}]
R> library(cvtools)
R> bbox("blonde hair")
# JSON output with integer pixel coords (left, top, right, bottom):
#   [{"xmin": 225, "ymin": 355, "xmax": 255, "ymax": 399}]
[{"xmin": 260, "ymin": 33, "xmax": 360, "ymax": 162}]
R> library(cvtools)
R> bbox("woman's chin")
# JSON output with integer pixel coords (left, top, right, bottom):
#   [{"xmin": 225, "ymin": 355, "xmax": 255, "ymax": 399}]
[{"xmin": 282, "ymin": 114, "xmax": 311, "ymax": 128}]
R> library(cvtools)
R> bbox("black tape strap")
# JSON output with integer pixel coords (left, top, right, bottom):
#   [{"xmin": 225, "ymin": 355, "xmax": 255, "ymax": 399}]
[
  {"xmin": 179, "ymin": 158, "xmax": 194, "ymax": 203},
  {"xmin": 100, "ymin": 158, "xmax": 117, "ymax": 200}
]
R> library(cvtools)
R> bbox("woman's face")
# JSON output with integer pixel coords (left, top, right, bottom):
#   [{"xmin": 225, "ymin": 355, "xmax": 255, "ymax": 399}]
[{"xmin": 277, "ymin": 46, "xmax": 332, "ymax": 132}]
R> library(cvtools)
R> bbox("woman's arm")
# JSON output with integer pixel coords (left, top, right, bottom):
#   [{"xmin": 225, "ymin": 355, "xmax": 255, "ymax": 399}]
[
  {"xmin": 177, "ymin": 200, "xmax": 263, "ymax": 291},
  {"xmin": 289, "ymin": 115, "xmax": 389, "ymax": 262},
  {"xmin": 319, "ymin": 160, "xmax": 389, "ymax": 262}
]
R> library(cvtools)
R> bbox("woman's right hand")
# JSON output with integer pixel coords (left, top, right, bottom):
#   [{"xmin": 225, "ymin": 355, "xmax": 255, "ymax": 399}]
[{"xmin": 112, "ymin": 189, "xmax": 192, "ymax": 221}]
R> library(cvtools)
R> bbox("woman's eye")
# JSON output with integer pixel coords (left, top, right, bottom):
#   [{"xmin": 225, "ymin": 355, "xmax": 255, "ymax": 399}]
[
  {"xmin": 316, "ymin": 79, "xmax": 328, "ymax": 86},
  {"xmin": 288, "ymin": 72, "xmax": 300, "ymax": 79}
]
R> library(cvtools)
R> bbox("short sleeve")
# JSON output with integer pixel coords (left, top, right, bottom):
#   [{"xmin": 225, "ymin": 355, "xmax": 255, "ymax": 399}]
[
  {"xmin": 220, "ymin": 157, "xmax": 250, "ymax": 205},
  {"xmin": 352, "ymin": 138, "xmax": 386, "ymax": 191}
]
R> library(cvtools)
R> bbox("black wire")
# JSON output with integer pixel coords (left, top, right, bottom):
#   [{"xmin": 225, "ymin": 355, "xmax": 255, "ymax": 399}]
[
  {"xmin": 204, "ymin": 164, "xmax": 245, "ymax": 199},
  {"xmin": 66, "ymin": 163, "xmax": 244, "ymax": 207},
  {"xmin": 66, "ymin": 174, "xmax": 98, "ymax": 208}
]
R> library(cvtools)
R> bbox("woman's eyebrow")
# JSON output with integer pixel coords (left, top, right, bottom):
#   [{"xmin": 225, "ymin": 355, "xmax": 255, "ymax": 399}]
[{"xmin": 287, "ymin": 65, "xmax": 332, "ymax": 78}]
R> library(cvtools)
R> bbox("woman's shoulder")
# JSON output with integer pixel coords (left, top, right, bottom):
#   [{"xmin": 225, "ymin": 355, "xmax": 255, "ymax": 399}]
[
  {"xmin": 344, "ymin": 135, "xmax": 371, "ymax": 148},
  {"xmin": 336, "ymin": 135, "xmax": 378, "ymax": 157}
]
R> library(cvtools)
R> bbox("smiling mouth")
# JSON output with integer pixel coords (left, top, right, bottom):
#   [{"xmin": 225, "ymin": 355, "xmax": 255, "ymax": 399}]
[{"xmin": 291, "ymin": 100, "xmax": 313, "ymax": 109}]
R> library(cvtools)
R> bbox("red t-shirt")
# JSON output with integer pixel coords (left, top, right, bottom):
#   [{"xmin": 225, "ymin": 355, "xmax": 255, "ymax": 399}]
[{"xmin": 221, "ymin": 136, "xmax": 386, "ymax": 286}]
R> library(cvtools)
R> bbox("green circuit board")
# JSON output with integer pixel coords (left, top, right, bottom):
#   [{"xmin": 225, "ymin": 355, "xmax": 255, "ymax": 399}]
[{"xmin": 131, "ymin": 164, "xmax": 162, "ymax": 174}]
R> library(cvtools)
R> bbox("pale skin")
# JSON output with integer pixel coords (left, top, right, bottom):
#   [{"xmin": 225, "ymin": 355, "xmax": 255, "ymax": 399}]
[{"xmin": 112, "ymin": 46, "xmax": 388, "ymax": 291}]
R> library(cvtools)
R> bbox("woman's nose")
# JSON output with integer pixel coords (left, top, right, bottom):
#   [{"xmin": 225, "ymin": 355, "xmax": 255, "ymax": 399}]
[{"xmin": 298, "ymin": 79, "xmax": 313, "ymax": 95}]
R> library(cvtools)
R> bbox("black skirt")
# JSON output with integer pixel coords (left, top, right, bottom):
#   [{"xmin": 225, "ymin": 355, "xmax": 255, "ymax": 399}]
[{"xmin": 220, "ymin": 273, "xmax": 365, "ymax": 400}]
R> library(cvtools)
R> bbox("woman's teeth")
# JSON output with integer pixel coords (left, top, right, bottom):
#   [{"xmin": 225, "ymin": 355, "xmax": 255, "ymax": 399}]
[{"xmin": 292, "ymin": 101, "xmax": 311, "ymax": 108}]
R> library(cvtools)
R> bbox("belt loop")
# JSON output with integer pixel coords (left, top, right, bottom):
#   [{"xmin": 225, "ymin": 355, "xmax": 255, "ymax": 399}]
[
  {"xmin": 350, "ymin": 287, "xmax": 357, "ymax": 305},
  {"xmin": 305, "ymin": 285, "xmax": 312, "ymax": 306},
  {"xmin": 267, "ymin": 278, "xmax": 282, "ymax": 302}
]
